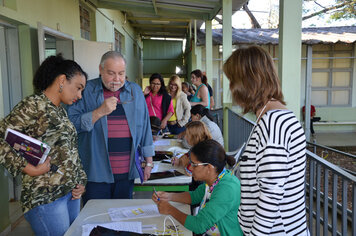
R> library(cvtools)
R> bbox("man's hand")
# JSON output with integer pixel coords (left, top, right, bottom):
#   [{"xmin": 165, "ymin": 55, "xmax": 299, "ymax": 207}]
[
  {"xmin": 143, "ymin": 165, "xmax": 152, "ymax": 181},
  {"xmin": 92, "ymin": 96, "xmax": 118, "ymax": 123},
  {"xmin": 99, "ymin": 96, "xmax": 118, "ymax": 116}
]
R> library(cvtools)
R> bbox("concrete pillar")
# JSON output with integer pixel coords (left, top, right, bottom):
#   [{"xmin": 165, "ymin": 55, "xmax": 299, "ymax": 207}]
[
  {"xmin": 205, "ymin": 20, "xmax": 213, "ymax": 85},
  {"xmin": 278, "ymin": 0, "xmax": 303, "ymax": 119},
  {"xmin": 222, "ymin": 0, "xmax": 232, "ymax": 150}
]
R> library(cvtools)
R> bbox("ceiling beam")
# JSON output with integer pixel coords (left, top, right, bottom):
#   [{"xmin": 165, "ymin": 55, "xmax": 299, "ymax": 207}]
[
  {"xmin": 97, "ymin": 2, "xmax": 211, "ymax": 20},
  {"xmin": 127, "ymin": 17, "xmax": 191, "ymax": 22},
  {"xmin": 152, "ymin": 0, "xmax": 158, "ymax": 15},
  {"xmin": 131, "ymin": 24, "xmax": 188, "ymax": 29},
  {"xmin": 156, "ymin": 2, "xmax": 213, "ymax": 13}
]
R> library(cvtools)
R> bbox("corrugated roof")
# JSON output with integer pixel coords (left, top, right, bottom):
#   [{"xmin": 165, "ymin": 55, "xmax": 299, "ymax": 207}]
[{"xmin": 197, "ymin": 26, "xmax": 356, "ymax": 45}]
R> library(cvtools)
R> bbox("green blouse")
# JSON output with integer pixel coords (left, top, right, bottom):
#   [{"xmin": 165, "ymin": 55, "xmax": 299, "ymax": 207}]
[{"xmin": 184, "ymin": 169, "xmax": 243, "ymax": 236}]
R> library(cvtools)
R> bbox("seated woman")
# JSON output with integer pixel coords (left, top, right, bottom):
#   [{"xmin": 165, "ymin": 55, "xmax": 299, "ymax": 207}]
[
  {"xmin": 190, "ymin": 104, "xmax": 224, "ymax": 147},
  {"xmin": 172, "ymin": 120, "xmax": 211, "ymax": 170},
  {"xmin": 152, "ymin": 139, "xmax": 243, "ymax": 236}
]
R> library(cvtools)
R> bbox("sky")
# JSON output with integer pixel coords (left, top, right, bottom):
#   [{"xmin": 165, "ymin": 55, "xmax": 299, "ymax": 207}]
[{"xmin": 230, "ymin": 0, "xmax": 356, "ymax": 29}]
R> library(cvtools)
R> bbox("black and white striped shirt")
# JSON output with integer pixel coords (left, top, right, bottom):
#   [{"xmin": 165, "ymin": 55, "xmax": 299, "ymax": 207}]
[{"xmin": 238, "ymin": 110, "xmax": 309, "ymax": 235}]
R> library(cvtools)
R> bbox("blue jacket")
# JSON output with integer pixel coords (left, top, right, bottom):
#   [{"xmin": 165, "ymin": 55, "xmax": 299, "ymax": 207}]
[{"xmin": 67, "ymin": 78, "xmax": 154, "ymax": 183}]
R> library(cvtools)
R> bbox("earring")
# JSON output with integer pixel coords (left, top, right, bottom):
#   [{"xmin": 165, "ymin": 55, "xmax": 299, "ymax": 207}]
[{"xmin": 59, "ymin": 84, "xmax": 63, "ymax": 93}]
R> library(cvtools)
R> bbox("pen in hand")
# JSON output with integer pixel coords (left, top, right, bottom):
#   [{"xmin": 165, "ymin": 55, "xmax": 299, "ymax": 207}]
[{"xmin": 153, "ymin": 187, "xmax": 160, "ymax": 201}]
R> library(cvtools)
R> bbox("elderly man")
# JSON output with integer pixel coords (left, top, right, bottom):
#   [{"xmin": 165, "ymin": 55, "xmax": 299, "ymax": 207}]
[{"xmin": 67, "ymin": 51, "xmax": 154, "ymax": 204}]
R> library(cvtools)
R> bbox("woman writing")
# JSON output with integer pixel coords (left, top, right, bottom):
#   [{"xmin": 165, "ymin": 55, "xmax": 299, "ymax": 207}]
[
  {"xmin": 190, "ymin": 104, "xmax": 224, "ymax": 147},
  {"xmin": 167, "ymin": 75, "xmax": 191, "ymax": 134},
  {"xmin": 223, "ymin": 45, "xmax": 308, "ymax": 235},
  {"xmin": 172, "ymin": 120, "xmax": 211, "ymax": 171},
  {"xmin": 144, "ymin": 73, "xmax": 174, "ymax": 130},
  {"xmin": 190, "ymin": 69, "xmax": 210, "ymax": 109},
  {"xmin": 0, "ymin": 55, "xmax": 87, "ymax": 236},
  {"xmin": 153, "ymin": 139, "xmax": 243, "ymax": 236}
]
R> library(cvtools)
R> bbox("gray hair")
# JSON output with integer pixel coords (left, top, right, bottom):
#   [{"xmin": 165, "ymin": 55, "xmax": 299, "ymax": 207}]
[{"xmin": 99, "ymin": 51, "xmax": 126, "ymax": 69}]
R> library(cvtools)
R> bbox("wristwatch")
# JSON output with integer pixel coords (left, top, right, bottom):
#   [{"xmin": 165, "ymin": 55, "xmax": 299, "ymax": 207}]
[{"xmin": 145, "ymin": 162, "xmax": 154, "ymax": 168}]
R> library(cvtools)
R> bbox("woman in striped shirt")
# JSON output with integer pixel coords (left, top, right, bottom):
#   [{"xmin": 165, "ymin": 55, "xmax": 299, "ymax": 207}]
[{"xmin": 223, "ymin": 45, "xmax": 309, "ymax": 235}]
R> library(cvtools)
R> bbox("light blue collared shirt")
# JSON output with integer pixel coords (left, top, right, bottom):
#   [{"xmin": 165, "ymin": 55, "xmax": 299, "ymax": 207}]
[{"xmin": 67, "ymin": 78, "xmax": 154, "ymax": 183}]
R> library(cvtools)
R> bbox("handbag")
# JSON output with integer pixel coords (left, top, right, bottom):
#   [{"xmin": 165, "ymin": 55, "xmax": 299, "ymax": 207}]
[{"xmin": 149, "ymin": 95, "xmax": 161, "ymax": 135}]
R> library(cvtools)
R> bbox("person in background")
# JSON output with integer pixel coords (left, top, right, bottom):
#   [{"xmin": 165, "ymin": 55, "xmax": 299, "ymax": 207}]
[
  {"xmin": 172, "ymin": 120, "xmax": 212, "ymax": 171},
  {"xmin": 190, "ymin": 69, "xmax": 210, "ymax": 109},
  {"xmin": 207, "ymin": 83, "xmax": 215, "ymax": 109},
  {"xmin": 223, "ymin": 45, "xmax": 308, "ymax": 235},
  {"xmin": 167, "ymin": 75, "xmax": 191, "ymax": 135},
  {"xmin": 202, "ymin": 72, "xmax": 215, "ymax": 109},
  {"xmin": 67, "ymin": 51, "xmax": 154, "ymax": 204},
  {"xmin": 182, "ymin": 81, "xmax": 194, "ymax": 101},
  {"xmin": 190, "ymin": 104, "xmax": 224, "ymax": 147},
  {"xmin": 0, "ymin": 55, "xmax": 87, "ymax": 236},
  {"xmin": 144, "ymin": 73, "xmax": 174, "ymax": 130},
  {"xmin": 153, "ymin": 139, "xmax": 243, "ymax": 236},
  {"xmin": 302, "ymin": 104, "xmax": 320, "ymax": 135}
]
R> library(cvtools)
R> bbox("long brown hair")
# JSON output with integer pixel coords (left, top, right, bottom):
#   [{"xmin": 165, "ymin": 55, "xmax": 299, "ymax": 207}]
[
  {"xmin": 223, "ymin": 46, "xmax": 285, "ymax": 114},
  {"xmin": 185, "ymin": 121, "xmax": 212, "ymax": 146}
]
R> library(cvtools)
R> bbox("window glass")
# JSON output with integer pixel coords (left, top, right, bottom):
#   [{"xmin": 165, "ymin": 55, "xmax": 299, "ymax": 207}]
[
  {"xmin": 332, "ymin": 72, "xmax": 350, "ymax": 87},
  {"xmin": 312, "ymin": 72, "xmax": 329, "ymax": 87},
  {"xmin": 312, "ymin": 91, "xmax": 328, "ymax": 106},
  {"xmin": 331, "ymin": 90, "xmax": 349, "ymax": 105},
  {"xmin": 333, "ymin": 52, "xmax": 352, "ymax": 68}
]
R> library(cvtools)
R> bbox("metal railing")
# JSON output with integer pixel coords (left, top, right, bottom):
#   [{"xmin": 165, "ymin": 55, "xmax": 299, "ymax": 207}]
[{"xmin": 225, "ymin": 108, "xmax": 355, "ymax": 236}]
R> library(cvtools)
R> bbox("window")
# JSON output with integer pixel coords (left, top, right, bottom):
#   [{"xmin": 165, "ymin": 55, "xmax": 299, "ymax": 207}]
[
  {"xmin": 79, "ymin": 5, "xmax": 91, "ymax": 40},
  {"xmin": 311, "ymin": 44, "xmax": 353, "ymax": 106},
  {"xmin": 114, "ymin": 29, "xmax": 125, "ymax": 54}
]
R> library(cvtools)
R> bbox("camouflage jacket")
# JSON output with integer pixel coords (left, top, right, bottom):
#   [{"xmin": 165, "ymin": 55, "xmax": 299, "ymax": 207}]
[{"xmin": 0, "ymin": 93, "xmax": 87, "ymax": 213}]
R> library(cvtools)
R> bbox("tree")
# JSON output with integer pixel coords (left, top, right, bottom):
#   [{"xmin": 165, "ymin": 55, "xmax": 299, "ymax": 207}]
[{"xmin": 302, "ymin": 0, "xmax": 356, "ymax": 21}]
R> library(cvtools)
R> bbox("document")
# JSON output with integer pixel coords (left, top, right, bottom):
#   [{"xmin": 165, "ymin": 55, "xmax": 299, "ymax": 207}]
[
  {"xmin": 108, "ymin": 204, "xmax": 161, "ymax": 221},
  {"xmin": 82, "ymin": 221, "xmax": 142, "ymax": 236},
  {"xmin": 153, "ymin": 139, "xmax": 170, "ymax": 146}
]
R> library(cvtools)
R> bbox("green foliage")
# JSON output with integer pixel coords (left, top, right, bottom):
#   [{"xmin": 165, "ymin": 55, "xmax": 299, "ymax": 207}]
[{"xmin": 330, "ymin": 0, "xmax": 356, "ymax": 20}]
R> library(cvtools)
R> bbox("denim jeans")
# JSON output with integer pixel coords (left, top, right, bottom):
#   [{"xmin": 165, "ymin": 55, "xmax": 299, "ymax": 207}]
[
  {"xmin": 82, "ymin": 173, "xmax": 134, "ymax": 206},
  {"xmin": 167, "ymin": 123, "xmax": 186, "ymax": 135},
  {"xmin": 24, "ymin": 192, "xmax": 80, "ymax": 236}
]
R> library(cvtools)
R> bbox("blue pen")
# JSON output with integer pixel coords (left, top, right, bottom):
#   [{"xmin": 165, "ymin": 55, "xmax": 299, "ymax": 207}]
[{"xmin": 153, "ymin": 187, "xmax": 160, "ymax": 201}]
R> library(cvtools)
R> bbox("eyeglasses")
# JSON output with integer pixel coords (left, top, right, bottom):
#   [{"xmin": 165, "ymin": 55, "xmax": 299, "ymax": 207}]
[
  {"xmin": 151, "ymin": 82, "xmax": 161, "ymax": 86},
  {"xmin": 189, "ymin": 161, "xmax": 209, "ymax": 168},
  {"xmin": 117, "ymin": 86, "xmax": 135, "ymax": 104},
  {"xmin": 170, "ymin": 83, "xmax": 178, "ymax": 87}
]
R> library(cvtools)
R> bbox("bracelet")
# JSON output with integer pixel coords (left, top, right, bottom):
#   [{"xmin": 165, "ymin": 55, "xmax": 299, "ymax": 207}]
[{"xmin": 142, "ymin": 162, "xmax": 154, "ymax": 168}]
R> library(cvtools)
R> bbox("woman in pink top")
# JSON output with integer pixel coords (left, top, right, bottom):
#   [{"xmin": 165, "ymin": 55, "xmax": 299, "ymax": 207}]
[{"xmin": 144, "ymin": 73, "xmax": 174, "ymax": 130}]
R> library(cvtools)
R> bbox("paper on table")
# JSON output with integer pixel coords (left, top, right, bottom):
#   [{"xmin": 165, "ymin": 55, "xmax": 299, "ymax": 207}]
[
  {"xmin": 153, "ymin": 139, "xmax": 170, "ymax": 146},
  {"xmin": 82, "ymin": 221, "xmax": 142, "ymax": 236},
  {"xmin": 108, "ymin": 204, "xmax": 161, "ymax": 221}
]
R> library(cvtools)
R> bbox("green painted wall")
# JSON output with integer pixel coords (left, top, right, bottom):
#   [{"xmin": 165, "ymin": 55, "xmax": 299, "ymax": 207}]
[
  {"xmin": 143, "ymin": 39, "xmax": 183, "ymax": 78},
  {"xmin": 96, "ymin": 8, "xmax": 143, "ymax": 83}
]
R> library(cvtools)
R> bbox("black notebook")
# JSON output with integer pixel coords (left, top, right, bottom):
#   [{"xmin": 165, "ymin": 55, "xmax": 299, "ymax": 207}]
[
  {"xmin": 149, "ymin": 170, "xmax": 184, "ymax": 180},
  {"xmin": 89, "ymin": 226, "xmax": 171, "ymax": 236}
]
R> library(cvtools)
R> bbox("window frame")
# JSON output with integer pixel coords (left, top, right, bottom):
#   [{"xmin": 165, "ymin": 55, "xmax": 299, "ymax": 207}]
[{"xmin": 311, "ymin": 44, "xmax": 354, "ymax": 107}]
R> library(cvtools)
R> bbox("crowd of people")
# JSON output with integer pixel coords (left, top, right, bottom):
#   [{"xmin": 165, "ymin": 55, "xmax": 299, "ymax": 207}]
[{"xmin": 0, "ymin": 46, "xmax": 309, "ymax": 236}]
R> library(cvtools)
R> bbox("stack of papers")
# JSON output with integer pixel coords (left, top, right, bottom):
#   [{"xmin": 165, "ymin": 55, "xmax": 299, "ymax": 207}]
[{"xmin": 108, "ymin": 204, "xmax": 161, "ymax": 221}]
